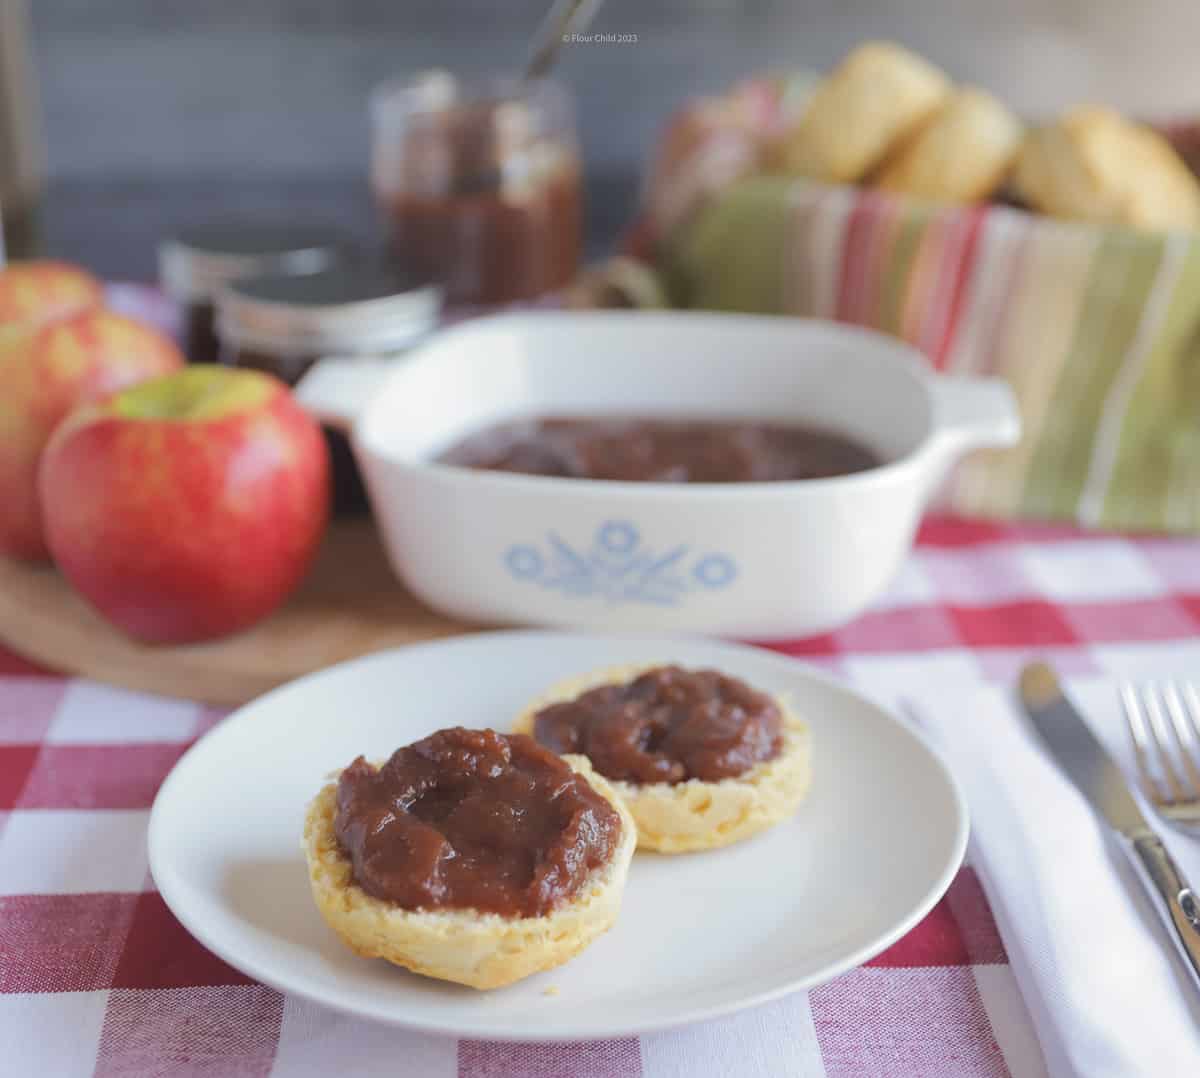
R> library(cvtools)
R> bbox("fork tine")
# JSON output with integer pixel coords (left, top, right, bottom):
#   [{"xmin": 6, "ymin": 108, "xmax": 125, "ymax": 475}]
[
  {"xmin": 1122, "ymin": 682, "xmax": 1167, "ymax": 803},
  {"xmin": 1143, "ymin": 683, "xmax": 1188, "ymax": 804},
  {"xmin": 1182, "ymin": 683, "xmax": 1200, "ymax": 744},
  {"xmin": 1163, "ymin": 682, "xmax": 1200, "ymax": 798}
]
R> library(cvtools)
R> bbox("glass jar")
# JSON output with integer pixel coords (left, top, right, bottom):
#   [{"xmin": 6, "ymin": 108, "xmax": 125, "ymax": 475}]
[
  {"xmin": 371, "ymin": 70, "xmax": 582, "ymax": 305},
  {"xmin": 160, "ymin": 223, "xmax": 344, "ymax": 364},
  {"xmin": 217, "ymin": 266, "xmax": 440, "ymax": 513}
]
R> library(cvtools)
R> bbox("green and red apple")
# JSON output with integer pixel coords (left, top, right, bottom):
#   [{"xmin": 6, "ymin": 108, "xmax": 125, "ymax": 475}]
[
  {"xmin": 39, "ymin": 365, "xmax": 331, "ymax": 643},
  {"xmin": 0, "ymin": 308, "xmax": 185, "ymax": 558},
  {"xmin": 0, "ymin": 260, "xmax": 103, "ymax": 348}
]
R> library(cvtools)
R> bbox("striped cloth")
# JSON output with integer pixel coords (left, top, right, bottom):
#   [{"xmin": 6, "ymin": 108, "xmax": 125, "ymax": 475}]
[
  {"xmin": 10, "ymin": 514, "xmax": 1200, "ymax": 1075},
  {"xmin": 631, "ymin": 81, "xmax": 1200, "ymax": 534}
]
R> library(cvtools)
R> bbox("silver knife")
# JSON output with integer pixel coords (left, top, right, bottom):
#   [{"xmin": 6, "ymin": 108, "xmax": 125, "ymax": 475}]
[{"xmin": 1019, "ymin": 661, "xmax": 1200, "ymax": 991}]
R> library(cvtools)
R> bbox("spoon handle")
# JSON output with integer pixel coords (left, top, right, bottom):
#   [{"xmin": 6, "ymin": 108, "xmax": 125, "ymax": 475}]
[{"xmin": 525, "ymin": 0, "xmax": 607, "ymax": 81}]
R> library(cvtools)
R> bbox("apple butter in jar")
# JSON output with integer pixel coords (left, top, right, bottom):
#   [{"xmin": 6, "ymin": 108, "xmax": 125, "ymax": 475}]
[
  {"xmin": 371, "ymin": 71, "xmax": 582, "ymax": 305},
  {"xmin": 217, "ymin": 266, "xmax": 440, "ymax": 513},
  {"xmin": 159, "ymin": 223, "xmax": 344, "ymax": 364}
]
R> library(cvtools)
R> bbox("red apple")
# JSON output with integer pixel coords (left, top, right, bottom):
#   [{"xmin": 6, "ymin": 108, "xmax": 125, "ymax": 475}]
[
  {"xmin": 39, "ymin": 365, "xmax": 331, "ymax": 643},
  {"xmin": 0, "ymin": 260, "xmax": 104, "ymax": 348},
  {"xmin": 0, "ymin": 308, "xmax": 185, "ymax": 559}
]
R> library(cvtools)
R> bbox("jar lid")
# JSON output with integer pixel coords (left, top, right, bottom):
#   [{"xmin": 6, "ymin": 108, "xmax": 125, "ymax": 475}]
[
  {"xmin": 216, "ymin": 266, "xmax": 441, "ymax": 357},
  {"xmin": 159, "ymin": 222, "xmax": 345, "ymax": 302}
]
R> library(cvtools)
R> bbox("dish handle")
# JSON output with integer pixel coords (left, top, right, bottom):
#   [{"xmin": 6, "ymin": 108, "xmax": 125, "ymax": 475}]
[
  {"xmin": 292, "ymin": 356, "xmax": 391, "ymax": 432},
  {"xmin": 927, "ymin": 376, "xmax": 1021, "ymax": 456}
]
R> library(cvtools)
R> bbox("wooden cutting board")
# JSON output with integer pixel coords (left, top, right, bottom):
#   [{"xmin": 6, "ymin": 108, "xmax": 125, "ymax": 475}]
[{"xmin": 0, "ymin": 518, "xmax": 480, "ymax": 706}]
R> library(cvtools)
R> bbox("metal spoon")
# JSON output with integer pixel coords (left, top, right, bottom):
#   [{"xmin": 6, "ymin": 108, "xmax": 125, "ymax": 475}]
[{"xmin": 524, "ymin": 0, "xmax": 607, "ymax": 81}]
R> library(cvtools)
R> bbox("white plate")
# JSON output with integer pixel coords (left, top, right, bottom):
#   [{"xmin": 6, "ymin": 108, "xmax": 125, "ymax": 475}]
[{"xmin": 149, "ymin": 632, "xmax": 967, "ymax": 1041}]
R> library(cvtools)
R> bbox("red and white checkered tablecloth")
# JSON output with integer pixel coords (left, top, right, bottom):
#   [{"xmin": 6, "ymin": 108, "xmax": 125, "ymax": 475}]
[{"xmin": 7, "ymin": 515, "xmax": 1200, "ymax": 1077}]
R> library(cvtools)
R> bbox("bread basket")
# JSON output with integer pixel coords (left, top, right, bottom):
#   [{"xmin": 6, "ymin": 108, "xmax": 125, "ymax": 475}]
[{"xmin": 613, "ymin": 73, "xmax": 1200, "ymax": 534}]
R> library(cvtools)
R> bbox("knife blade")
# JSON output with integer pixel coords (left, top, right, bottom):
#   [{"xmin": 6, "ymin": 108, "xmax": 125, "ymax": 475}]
[
  {"xmin": 1019, "ymin": 661, "xmax": 1150, "ymax": 836},
  {"xmin": 1019, "ymin": 661, "xmax": 1200, "ymax": 993}
]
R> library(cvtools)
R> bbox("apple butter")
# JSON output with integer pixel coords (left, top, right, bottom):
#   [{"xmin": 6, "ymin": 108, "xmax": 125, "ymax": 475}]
[
  {"xmin": 438, "ymin": 416, "xmax": 881, "ymax": 483},
  {"xmin": 371, "ymin": 72, "xmax": 582, "ymax": 304},
  {"xmin": 532, "ymin": 666, "xmax": 783, "ymax": 785},
  {"xmin": 378, "ymin": 163, "xmax": 581, "ymax": 305},
  {"xmin": 334, "ymin": 727, "xmax": 621, "ymax": 918}
]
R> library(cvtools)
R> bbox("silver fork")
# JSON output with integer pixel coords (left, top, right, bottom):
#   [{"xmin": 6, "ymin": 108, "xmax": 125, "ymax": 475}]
[{"xmin": 1121, "ymin": 680, "xmax": 1200, "ymax": 830}]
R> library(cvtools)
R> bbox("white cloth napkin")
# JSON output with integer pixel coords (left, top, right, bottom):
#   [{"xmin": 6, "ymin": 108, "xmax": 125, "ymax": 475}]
[{"xmin": 915, "ymin": 679, "xmax": 1200, "ymax": 1078}]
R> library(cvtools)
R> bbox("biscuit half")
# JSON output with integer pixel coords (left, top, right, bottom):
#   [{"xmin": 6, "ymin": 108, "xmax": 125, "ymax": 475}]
[
  {"xmin": 778, "ymin": 41, "xmax": 950, "ymax": 183},
  {"xmin": 875, "ymin": 86, "xmax": 1023, "ymax": 203},
  {"xmin": 303, "ymin": 754, "xmax": 637, "ymax": 990},
  {"xmin": 514, "ymin": 664, "xmax": 812, "ymax": 854},
  {"xmin": 1013, "ymin": 106, "xmax": 1200, "ymax": 231}
]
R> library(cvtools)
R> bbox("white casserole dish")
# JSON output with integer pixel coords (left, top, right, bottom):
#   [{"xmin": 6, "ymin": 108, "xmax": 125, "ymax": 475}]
[{"xmin": 296, "ymin": 311, "xmax": 1019, "ymax": 637}]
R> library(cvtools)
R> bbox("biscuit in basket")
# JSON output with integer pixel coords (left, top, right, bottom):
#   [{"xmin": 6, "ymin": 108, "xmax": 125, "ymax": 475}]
[
  {"xmin": 778, "ymin": 41, "xmax": 950, "ymax": 183},
  {"xmin": 875, "ymin": 87, "xmax": 1023, "ymax": 203},
  {"xmin": 1012, "ymin": 106, "xmax": 1200, "ymax": 231},
  {"xmin": 304, "ymin": 744, "xmax": 637, "ymax": 990},
  {"xmin": 514, "ymin": 664, "xmax": 812, "ymax": 854}
]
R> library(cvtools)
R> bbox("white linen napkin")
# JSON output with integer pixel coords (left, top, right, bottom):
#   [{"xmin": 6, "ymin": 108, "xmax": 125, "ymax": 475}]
[{"xmin": 914, "ymin": 679, "xmax": 1200, "ymax": 1078}]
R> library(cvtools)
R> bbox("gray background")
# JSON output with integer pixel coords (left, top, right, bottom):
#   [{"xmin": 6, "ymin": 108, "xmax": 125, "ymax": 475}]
[{"xmin": 24, "ymin": 0, "xmax": 1200, "ymax": 277}]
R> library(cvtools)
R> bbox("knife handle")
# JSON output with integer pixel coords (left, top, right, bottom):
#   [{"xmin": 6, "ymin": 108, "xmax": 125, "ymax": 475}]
[{"xmin": 1124, "ymin": 833, "xmax": 1200, "ymax": 991}]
